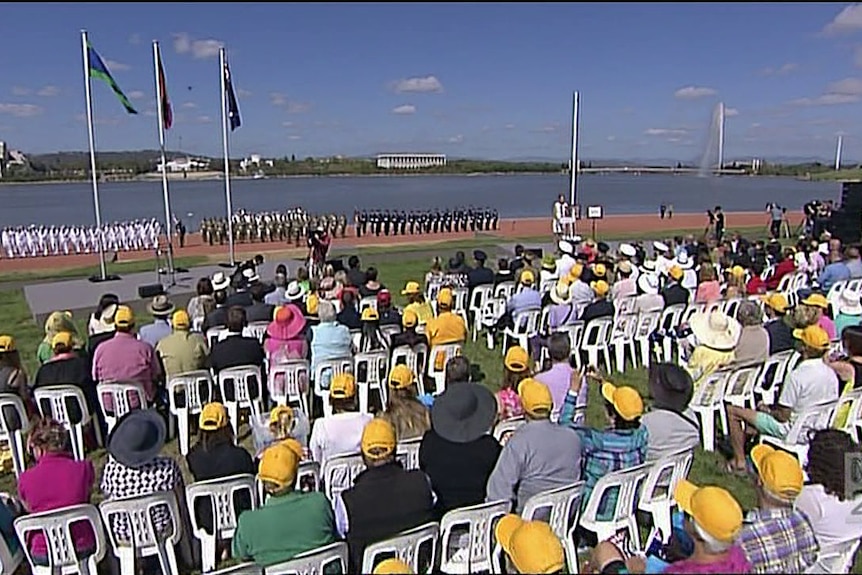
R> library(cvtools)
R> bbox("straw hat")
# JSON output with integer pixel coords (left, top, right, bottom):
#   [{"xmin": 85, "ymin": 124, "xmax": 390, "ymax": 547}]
[
  {"xmin": 839, "ymin": 290, "xmax": 862, "ymax": 316},
  {"xmin": 675, "ymin": 252, "xmax": 693, "ymax": 270},
  {"xmin": 690, "ymin": 310, "xmax": 741, "ymax": 351},
  {"xmin": 637, "ymin": 273, "xmax": 659, "ymax": 295},
  {"xmin": 211, "ymin": 271, "xmax": 230, "ymax": 292},
  {"xmin": 549, "ymin": 281, "xmax": 572, "ymax": 305}
]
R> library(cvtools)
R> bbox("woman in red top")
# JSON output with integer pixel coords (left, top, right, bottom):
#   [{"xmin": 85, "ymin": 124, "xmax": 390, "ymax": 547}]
[
  {"xmin": 765, "ymin": 247, "xmax": 797, "ymax": 290},
  {"xmin": 746, "ymin": 262, "xmax": 768, "ymax": 295}
]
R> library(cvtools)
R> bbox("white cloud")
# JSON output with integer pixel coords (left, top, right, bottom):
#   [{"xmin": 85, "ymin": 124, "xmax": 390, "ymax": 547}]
[
  {"xmin": 128, "ymin": 90, "xmax": 145, "ymax": 100},
  {"xmin": 11, "ymin": 86, "xmax": 30, "ymax": 96},
  {"xmin": 828, "ymin": 77, "xmax": 862, "ymax": 94},
  {"xmin": 724, "ymin": 107, "xmax": 739, "ymax": 117},
  {"xmin": 823, "ymin": 3, "xmax": 862, "ymax": 35},
  {"xmin": 504, "ymin": 123, "xmax": 515, "ymax": 129},
  {"xmin": 791, "ymin": 77, "xmax": 862, "ymax": 106},
  {"xmin": 391, "ymin": 75, "xmax": 444, "ymax": 94},
  {"xmin": 172, "ymin": 32, "xmax": 222, "ymax": 59},
  {"xmin": 674, "ymin": 86, "xmax": 717, "ymax": 99},
  {"xmin": 392, "ymin": 104, "xmax": 416, "ymax": 115},
  {"xmin": 182, "ymin": 102, "xmax": 197, "ymax": 109},
  {"xmin": 237, "ymin": 88, "xmax": 252, "ymax": 98},
  {"xmin": 644, "ymin": 128, "xmax": 687, "ymax": 136},
  {"xmin": 760, "ymin": 62, "xmax": 797, "ymax": 76},
  {"xmin": 287, "ymin": 101, "xmax": 310, "ymax": 114},
  {"xmin": 288, "ymin": 135, "xmax": 301, "ymax": 140},
  {"xmin": 606, "ymin": 135, "xmax": 616, "ymax": 141},
  {"xmin": 128, "ymin": 33, "xmax": 141, "ymax": 45},
  {"xmin": 270, "ymin": 92, "xmax": 287, "ymax": 106},
  {"xmin": 282, "ymin": 121, "xmax": 294, "ymax": 127},
  {"xmin": 36, "ymin": 85, "xmax": 59, "ymax": 97},
  {"xmin": 105, "ymin": 59, "xmax": 130, "ymax": 72},
  {"xmin": 0, "ymin": 103, "xmax": 42, "ymax": 117},
  {"xmin": 448, "ymin": 134, "xmax": 464, "ymax": 144},
  {"xmin": 195, "ymin": 115, "xmax": 212, "ymax": 124}
]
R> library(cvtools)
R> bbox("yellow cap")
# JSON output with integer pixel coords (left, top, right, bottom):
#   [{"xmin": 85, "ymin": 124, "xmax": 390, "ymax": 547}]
[
  {"xmin": 199, "ymin": 402, "xmax": 228, "ymax": 431},
  {"xmin": 761, "ymin": 293, "xmax": 789, "ymax": 313},
  {"xmin": 329, "ymin": 373, "xmax": 357, "ymax": 399},
  {"xmin": 593, "ymin": 263, "xmax": 607, "ymax": 277},
  {"xmin": 361, "ymin": 418, "xmax": 396, "ymax": 460},
  {"xmin": 674, "ymin": 480, "xmax": 743, "ymax": 543},
  {"xmin": 590, "ymin": 280, "xmax": 610, "ymax": 297},
  {"xmin": 115, "ymin": 305, "xmax": 135, "ymax": 327},
  {"xmin": 437, "ymin": 287, "xmax": 454, "ymax": 307},
  {"xmin": 402, "ymin": 308, "xmax": 418, "ymax": 328},
  {"xmin": 601, "ymin": 382, "xmax": 644, "ymax": 421},
  {"xmin": 269, "ymin": 405, "xmax": 295, "ymax": 426},
  {"xmin": 51, "ymin": 331, "xmax": 73, "ymax": 349},
  {"xmin": 802, "ymin": 293, "xmax": 829, "ymax": 309},
  {"xmin": 0, "ymin": 335, "xmax": 15, "ymax": 353},
  {"xmin": 401, "ymin": 281, "xmax": 421, "ymax": 295},
  {"xmin": 388, "ymin": 364, "xmax": 415, "ymax": 389},
  {"xmin": 517, "ymin": 378, "xmax": 553, "ymax": 417},
  {"xmin": 793, "ymin": 325, "xmax": 830, "ymax": 350},
  {"xmin": 568, "ymin": 263, "xmax": 584, "ymax": 281},
  {"xmin": 495, "ymin": 514, "xmax": 565, "ymax": 574},
  {"xmin": 373, "ymin": 558, "xmax": 414, "ymax": 574},
  {"xmin": 258, "ymin": 439, "xmax": 303, "ymax": 489},
  {"xmin": 172, "ymin": 310, "xmax": 190, "ymax": 329},
  {"xmin": 730, "ymin": 265, "xmax": 746, "ymax": 278},
  {"xmin": 520, "ymin": 269, "xmax": 535, "ymax": 285},
  {"xmin": 306, "ymin": 293, "xmax": 319, "ymax": 315},
  {"xmin": 669, "ymin": 266, "xmax": 683, "ymax": 281},
  {"xmin": 504, "ymin": 346, "xmax": 530, "ymax": 372},
  {"xmin": 750, "ymin": 444, "xmax": 804, "ymax": 501},
  {"xmin": 361, "ymin": 307, "xmax": 379, "ymax": 321}
]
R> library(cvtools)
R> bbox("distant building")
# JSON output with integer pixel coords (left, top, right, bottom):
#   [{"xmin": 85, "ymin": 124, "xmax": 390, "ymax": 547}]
[
  {"xmin": 376, "ymin": 153, "xmax": 446, "ymax": 169},
  {"xmin": 158, "ymin": 156, "xmax": 210, "ymax": 173},
  {"xmin": 0, "ymin": 141, "xmax": 6, "ymax": 178},
  {"xmin": 240, "ymin": 153, "xmax": 274, "ymax": 171}
]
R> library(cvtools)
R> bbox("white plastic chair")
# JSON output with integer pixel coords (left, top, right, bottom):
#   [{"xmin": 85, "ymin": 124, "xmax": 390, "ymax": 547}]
[
  {"xmin": 0, "ymin": 494, "xmax": 22, "ymax": 575},
  {"xmin": 494, "ymin": 281, "xmax": 516, "ymax": 301},
  {"xmin": 313, "ymin": 358, "xmax": 354, "ymax": 417},
  {"xmin": 439, "ymin": 500, "xmax": 510, "ymax": 574},
  {"xmin": 689, "ymin": 370, "xmax": 732, "ymax": 452},
  {"xmin": 658, "ymin": 304, "xmax": 686, "ymax": 362},
  {"xmin": 806, "ymin": 538, "xmax": 861, "ymax": 573},
  {"xmin": 841, "ymin": 390, "xmax": 862, "ymax": 442},
  {"xmin": 266, "ymin": 541, "xmax": 348, "ymax": 574},
  {"xmin": 33, "ymin": 385, "xmax": 101, "ymax": 461},
  {"xmin": 614, "ymin": 296, "xmax": 638, "ymax": 317},
  {"xmin": 520, "ymin": 482, "xmax": 585, "ymax": 574},
  {"xmin": 0, "ymin": 393, "xmax": 30, "ymax": 479},
  {"xmin": 452, "ymin": 287, "xmax": 471, "ymax": 325},
  {"xmin": 257, "ymin": 461, "xmax": 321, "ymax": 505},
  {"xmin": 579, "ymin": 316, "xmax": 613, "ymax": 373},
  {"xmin": 632, "ymin": 310, "xmax": 662, "ymax": 368},
  {"xmin": 185, "ymin": 474, "xmax": 258, "ymax": 573},
  {"xmin": 243, "ymin": 321, "xmax": 270, "ymax": 343},
  {"xmin": 427, "ymin": 344, "xmax": 462, "ymax": 396},
  {"xmin": 211, "ymin": 563, "xmax": 261, "ymax": 574},
  {"xmin": 502, "ymin": 309, "xmax": 541, "ymax": 353},
  {"xmin": 268, "ymin": 360, "xmax": 310, "ymax": 416},
  {"xmin": 99, "ymin": 491, "xmax": 184, "ymax": 575},
  {"xmin": 826, "ymin": 280, "xmax": 848, "ymax": 318},
  {"xmin": 322, "ymin": 452, "xmax": 366, "ymax": 501},
  {"xmin": 14, "ymin": 503, "xmax": 107, "ymax": 575},
  {"xmin": 168, "ymin": 370, "xmax": 215, "ymax": 457},
  {"xmin": 469, "ymin": 285, "xmax": 494, "ymax": 342},
  {"xmin": 761, "ymin": 400, "xmax": 838, "ymax": 466},
  {"xmin": 97, "ymin": 382, "xmax": 147, "ymax": 435},
  {"xmin": 720, "ymin": 365, "xmax": 763, "ymax": 434},
  {"xmin": 551, "ymin": 321, "xmax": 585, "ymax": 368},
  {"xmin": 216, "ymin": 365, "xmax": 264, "ymax": 437},
  {"xmin": 578, "ymin": 463, "xmax": 650, "ymax": 554},
  {"xmin": 721, "ymin": 298, "xmax": 743, "ymax": 320},
  {"xmin": 396, "ymin": 438, "xmax": 422, "ymax": 471},
  {"xmin": 637, "ymin": 449, "xmax": 693, "ymax": 543},
  {"xmin": 359, "ymin": 296, "xmax": 378, "ymax": 314},
  {"xmin": 753, "ymin": 350, "xmax": 795, "ymax": 407},
  {"xmin": 360, "ymin": 521, "xmax": 439, "ymax": 574},
  {"xmin": 609, "ymin": 312, "xmax": 639, "ymax": 372},
  {"xmin": 390, "ymin": 345, "xmax": 421, "ymax": 383},
  {"xmin": 354, "ymin": 351, "xmax": 389, "ymax": 414},
  {"xmin": 206, "ymin": 327, "xmax": 229, "ymax": 348},
  {"xmin": 492, "ymin": 417, "xmax": 525, "ymax": 446}
]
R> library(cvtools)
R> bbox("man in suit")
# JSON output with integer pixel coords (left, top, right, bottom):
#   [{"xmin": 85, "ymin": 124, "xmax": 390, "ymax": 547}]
[{"xmin": 209, "ymin": 306, "xmax": 266, "ymax": 395}]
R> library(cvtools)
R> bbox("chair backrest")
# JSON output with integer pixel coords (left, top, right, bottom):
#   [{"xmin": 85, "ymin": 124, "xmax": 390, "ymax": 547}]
[
  {"xmin": 359, "ymin": 296, "xmax": 378, "ymax": 314},
  {"xmin": 520, "ymin": 481, "xmax": 585, "ymax": 558},
  {"xmin": 33, "ymin": 385, "xmax": 91, "ymax": 427},
  {"xmin": 98, "ymin": 491, "xmax": 183, "ymax": 551},
  {"xmin": 268, "ymin": 360, "xmax": 310, "ymax": 407},
  {"xmin": 396, "ymin": 438, "xmax": 422, "ymax": 471},
  {"xmin": 690, "ymin": 370, "xmax": 732, "ymax": 409},
  {"xmin": 511, "ymin": 309, "xmax": 541, "ymax": 335},
  {"xmin": 14, "ymin": 503, "xmax": 107, "ymax": 573},
  {"xmin": 379, "ymin": 324, "xmax": 402, "ymax": 347},
  {"xmin": 266, "ymin": 541, "xmax": 349, "ymax": 575},
  {"xmin": 391, "ymin": 345, "xmax": 419, "ymax": 377},
  {"xmin": 360, "ymin": 521, "xmax": 439, "ymax": 574},
  {"xmin": 581, "ymin": 316, "xmax": 613, "ymax": 347},
  {"xmin": 721, "ymin": 298, "xmax": 743, "ymax": 320},
  {"xmin": 755, "ymin": 350, "xmax": 795, "ymax": 396},
  {"xmin": 185, "ymin": 474, "xmax": 258, "ymax": 540},
  {"xmin": 451, "ymin": 287, "xmax": 470, "ymax": 313},
  {"xmin": 551, "ymin": 322, "xmax": 585, "ymax": 356},
  {"xmin": 354, "ymin": 351, "xmax": 389, "ymax": 386},
  {"xmin": 633, "ymin": 310, "xmax": 661, "ymax": 339},
  {"xmin": 784, "ymin": 400, "xmax": 838, "ymax": 445},
  {"xmin": 243, "ymin": 321, "xmax": 270, "ymax": 343},
  {"xmin": 582, "ymin": 463, "xmax": 650, "ymax": 524},
  {"xmin": 492, "ymin": 417, "xmax": 525, "ymax": 445},
  {"xmin": 217, "ymin": 365, "xmax": 263, "ymax": 404},
  {"xmin": 167, "ymin": 370, "xmax": 214, "ymax": 416},
  {"xmin": 439, "ymin": 500, "xmax": 510, "ymax": 572},
  {"xmin": 0, "ymin": 393, "xmax": 30, "ymax": 437},
  {"xmin": 427, "ymin": 344, "xmax": 463, "ymax": 389},
  {"xmin": 614, "ymin": 296, "xmax": 638, "ymax": 317},
  {"xmin": 723, "ymin": 365, "xmax": 762, "ymax": 400},
  {"xmin": 313, "ymin": 358, "xmax": 354, "ymax": 397},
  {"xmin": 469, "ymin": 285, "xmax": 493, "ymax": 313},
  {"xmin": 494, "ymin": 281, "xmax": 516, "ymax": 301},
  {"xmin": 807, "ymin": 538, "xmax": 861, "ymax": 574},
  {"xmin": 97, "ymin": 382, "xmax": 146, "ymax": 431},
  {"xmin": 638, "ymin": 449, "xmax": 693, "ymax": 512},
  {"xmin": 659, "ymin": 304, "xmax": 687, "ymax": 332},
  {"xmin": 206, "ymin": 327, "xmax": 229, "ymax": 348},
  {"xmin": 322, "ymin": 452, "xmax": 366, "ymax": 501}
]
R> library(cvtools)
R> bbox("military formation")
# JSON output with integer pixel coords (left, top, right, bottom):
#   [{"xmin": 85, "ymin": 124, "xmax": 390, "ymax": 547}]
[
  {"xmin": 199, "ymin": 208, "xmax": 348, "ymax": 247},
  {"xmin": 1, "ymin": 220, "xmax": 162, "ymax": 259},
  {"xmin": 353, "ymin": 206, "xmax": 498, "ymax": 237}
]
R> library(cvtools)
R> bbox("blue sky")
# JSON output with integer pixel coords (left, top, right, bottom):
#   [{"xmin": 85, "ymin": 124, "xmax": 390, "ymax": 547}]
[{"xmin": 5, "ymin": 2, "xmax": 862, "ymax": 162}]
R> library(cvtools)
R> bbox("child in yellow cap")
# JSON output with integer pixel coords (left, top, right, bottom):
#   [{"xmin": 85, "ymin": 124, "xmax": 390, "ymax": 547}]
[
  {"xmin": 495, "ymin": 514, "xmax": 565, "ymax": 574},
  {"xmin": 308, "ymin": 373, "xmax": 372, "ymax": 467},
  {"xmin": 0, "ymin": 335, "xmax": 28, "ymax": 406},
  {"xmin": 498, "ymin": 346, "xmax": 531, "ymax": 420},
  {"xmin": 376, "ymin": 365, "xmax": 430, "ymax": 441}
]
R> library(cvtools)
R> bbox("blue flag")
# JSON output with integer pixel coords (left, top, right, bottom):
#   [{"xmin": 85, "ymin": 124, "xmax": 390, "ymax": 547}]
[{"xmin": 224, "ymin": 61, "xmax": 241, "ymax": 131}]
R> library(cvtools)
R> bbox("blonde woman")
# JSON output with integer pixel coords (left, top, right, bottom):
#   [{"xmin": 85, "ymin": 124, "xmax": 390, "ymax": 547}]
[{"xmin": 377, "ymin": 365, "xmax": 430, "ymax": 440}]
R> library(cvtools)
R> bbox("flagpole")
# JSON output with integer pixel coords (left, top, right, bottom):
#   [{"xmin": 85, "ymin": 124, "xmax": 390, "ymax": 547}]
[
  {"xmin": 81, "ymin": 30, "xmax": 108, "ymax": 282},
  {"xmin": 219, "ymin": 47, "xmax": 236, "ymax": 267},
  {"xmin": 569, "ymin": 90, "xmax": 580, "ymax": 233},
  {"xmin": 152, "ymin": 40, "xmax": 176, "ymax": 285}
]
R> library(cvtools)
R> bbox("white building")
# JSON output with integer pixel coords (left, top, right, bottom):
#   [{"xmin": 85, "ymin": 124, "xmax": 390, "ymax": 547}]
[
  {"xmin": 158, "ymin": 156, "xmax": 210, "ymax": 173},
  {"xmin": 376, "ymin": 153, "xmax": 446, "ymax": 169},
  {"xmin": 240, "ymin": 154, "xmax": 274, "ymax": 171}
]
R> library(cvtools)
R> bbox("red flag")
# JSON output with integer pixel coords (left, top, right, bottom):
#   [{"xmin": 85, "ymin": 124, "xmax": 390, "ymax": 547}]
[{"xmin": 157, "ymin": 47, "xmax": 172, "ymax": 130}]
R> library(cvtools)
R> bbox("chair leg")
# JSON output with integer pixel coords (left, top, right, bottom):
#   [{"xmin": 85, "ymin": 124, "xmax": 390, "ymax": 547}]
[
  {"xmin": 178, "ymin": 415, "xmax": 190, "ymax": 457},
  {"xmin": 226, "ymin": 403, "xmax": 239, "ymax": 438}
]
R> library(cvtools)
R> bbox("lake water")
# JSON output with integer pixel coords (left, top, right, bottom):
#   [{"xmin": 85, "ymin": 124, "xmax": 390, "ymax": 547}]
[{"xmin": 0, "ymin": 173, "xmax": 840, "ymax": 229}]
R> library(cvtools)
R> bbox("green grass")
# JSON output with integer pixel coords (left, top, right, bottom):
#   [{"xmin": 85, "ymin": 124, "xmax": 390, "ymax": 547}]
[{"xmin": 0, "ymin": 255, "xmax": 210, "ymax": 283}]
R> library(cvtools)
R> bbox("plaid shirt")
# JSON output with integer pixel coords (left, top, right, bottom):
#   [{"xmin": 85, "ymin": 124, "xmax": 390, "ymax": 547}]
[{"xmin": 738, "ymin": 506, "xmax": 819, "ymax": 574}]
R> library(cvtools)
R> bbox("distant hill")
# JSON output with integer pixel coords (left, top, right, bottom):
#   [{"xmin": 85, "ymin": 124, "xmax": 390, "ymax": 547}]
[{"xmin": 28, "ymin": 150, "xmax": 196, "ymax": 170}]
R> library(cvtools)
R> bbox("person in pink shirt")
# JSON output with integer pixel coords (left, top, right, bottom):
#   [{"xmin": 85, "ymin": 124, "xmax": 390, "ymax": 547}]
[
  {"xmin": 694, "ymin": 264, "xmax": 722, "ymax": 304},
  {"xmin": 264, "ymin": 304, "xmax": 308, "ymax": 363},
  {"xmin": 17, "ymin": 418, "xmax": 96, "ymax": 564},
  {"xmin": 800, "ymin": 293, "xmax": 836, "ymax": 341},
  {"xmin": 497, "ymin": 346, "xmax": 529, "ymax": 421},
  {"xmin": 92, "ymin": 305, "xmax": 162, "ymax": 404}
]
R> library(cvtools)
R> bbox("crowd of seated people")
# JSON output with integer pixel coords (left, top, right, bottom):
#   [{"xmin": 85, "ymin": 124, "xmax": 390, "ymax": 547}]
[{"xmin": 2, "ymin": 227, "xmax": 862, "ymax": 574}]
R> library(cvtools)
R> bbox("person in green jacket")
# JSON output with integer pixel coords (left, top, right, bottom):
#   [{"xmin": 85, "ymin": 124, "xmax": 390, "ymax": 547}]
[{"xmin": 232, "ymin": 439, "xmax": 337, "ymax": 567}]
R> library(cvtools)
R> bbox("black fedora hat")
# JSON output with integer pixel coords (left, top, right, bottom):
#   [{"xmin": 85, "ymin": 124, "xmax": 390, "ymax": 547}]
[
  {"xmin": 648, "ymin": 364, "xmax": 694, "ymax": 413},
  {"xmin": 107, "ymin": 409, "xmax": 167, "ymax": 469},
  {"xmin": 431, "ymin": 383, "xmax": 497, "ymax": 444}
]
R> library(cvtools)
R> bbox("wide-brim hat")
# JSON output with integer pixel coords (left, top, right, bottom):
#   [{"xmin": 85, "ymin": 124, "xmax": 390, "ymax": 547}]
[
  {"xmin": 107, "ymin": 409, "xmax": 167, "ymax": 469},
  {"xmin": 558, "ymin": 240, "xmax": 574, "ymax": 256},
  {"xmin": 549, "ymin": 281, "xmax": 572, "ymax": 305},
  {"xmin": 147, "ymin": 295, "xmax": 175, "ymax": 317},
  {"xmin": 675, "ymin": 253, "xmax": 694, "ymax": 270},
  {"xmin": 637, "ymin": 272, "xmax": 659, "ymax": 295},
  {"xmin": 267, "ymin": 304, "xmax": 307, "ymax": 340},
  {"xmin": 285, "ymin": 281, "xmax": 306, "ymax": 302},
  {"xmin": 619, "ymin": 243, "xmax": 637, "ymax": 258},
  {"xmin": 690, "ymin": 310, "xmax": 741, "ymax": 351},
  {"xmin": 431, "ymin": 383, "xmax": 497, "ymax": 444},
  {"xmin": 648, "ymin": 365, "xmax": 694, "ymax": 412},
  {"xmin": 212, "ymin": 272, "xmax": 230, "ymax": 292},
  {"xmin": 839, "ymin": 290, "xmax": 862, "ymax": 316},
  {"xmin": 653, "ymin": 241, "xmax": 669, "ymax": 253},
  {"xmin": 92, "ymin": 303, "xmax": 119, "ymax": 335}
]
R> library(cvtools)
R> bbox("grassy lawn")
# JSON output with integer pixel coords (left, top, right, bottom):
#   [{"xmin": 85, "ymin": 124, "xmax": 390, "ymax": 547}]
[{"xmin": 0, "ymin": 255, "xmax": 211, "ymax": 284}]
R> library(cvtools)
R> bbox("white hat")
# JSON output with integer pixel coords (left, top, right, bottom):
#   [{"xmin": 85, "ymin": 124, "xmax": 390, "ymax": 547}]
[
  {"xmin": 619, "ymin": 243, "xmax": 636, "ymax": 257},
  {"xmin": 637, "ymin": 272, "xmax": 659, "ymax": 295},
  {"xmin": 549, "ymin": 280, "xmax": 573, "ymax": 305},
  {"xmin": 818, "ymin": 243, "xmax": 830, "ymax": 255},
  {"xmin": 242, "ymin": 268, "xmax": 260, "ymax": 284},
  {"xmin": 558, "ymin": 240, "xmax": 574, "ymax": 256},
  {"xmin": 690, "ymin": 310, "xmax": 741, "ymax": 351},
  {"xmin": 642, "ymin": 260, "xmax": 657, "ymax": 272},
  {"xmin": 212, "ymin": 271, "xmax": 230, "ymax": 292},
  {"xmin": 285, "ymin": 280, "xmax": 306, "ymax": 302},
  {"xmin": 839, "ymin": 290, "xmax": 862, "ymax": 316},
  {"xmin": 675, "ymin": 252, "xmax": 693, "ymax": 270},
  {"xmin": 653, "ymin": 241, "xmax": 669, "ymax": 253},
  {"xmin": 569, "ymin": 235, "xmax": 583, "ymax": 243}
]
